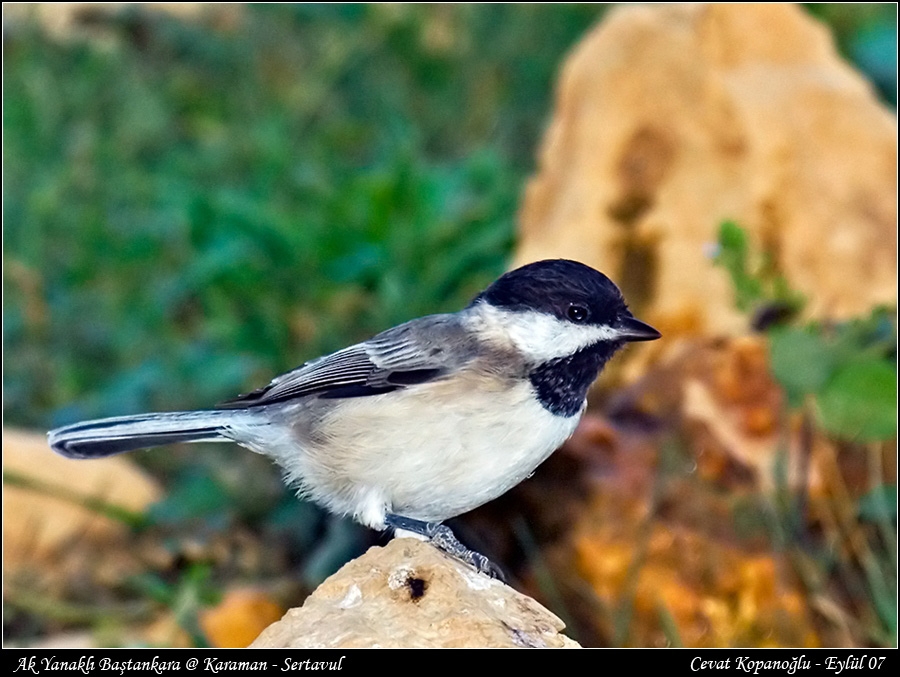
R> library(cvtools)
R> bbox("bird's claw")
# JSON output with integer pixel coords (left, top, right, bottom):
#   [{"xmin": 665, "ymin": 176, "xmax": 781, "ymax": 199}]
[{"xmin": 385, "ymin": 513, "xmax": 506, "ymax": 581}]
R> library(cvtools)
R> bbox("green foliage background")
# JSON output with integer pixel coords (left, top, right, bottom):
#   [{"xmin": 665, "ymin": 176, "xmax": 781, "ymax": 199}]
[{"xmin": 5, "ymin": 5, "xmax": 615, "ymax": 429}]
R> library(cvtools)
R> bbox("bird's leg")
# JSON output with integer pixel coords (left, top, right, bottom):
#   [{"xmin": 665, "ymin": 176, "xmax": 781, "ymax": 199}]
[{"xmin": 384, "ymin": 513, "xmax": 505, "ymax": 581}]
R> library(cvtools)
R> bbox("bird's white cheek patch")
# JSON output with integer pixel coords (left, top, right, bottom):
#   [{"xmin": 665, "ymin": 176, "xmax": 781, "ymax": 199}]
[{"xmin": 469, "ymin": 304, "xmax": 619, "ymax": 362}]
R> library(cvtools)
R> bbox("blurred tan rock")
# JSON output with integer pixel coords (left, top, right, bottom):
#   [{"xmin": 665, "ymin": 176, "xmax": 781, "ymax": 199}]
[
  {"xmin": 138, "ymin": 611, "xmax": 194, "ymax": 649},
  {"xmin": 517, "ymin": 4, "xmax": 897, "ymax": 347},
  {"xmin": 2, "ymin": 428, "xmax": 162, "ymax": 573},
  {"xmin": 251, "ymin": 538, "xmax": 579, "ymax": 648},
  {"xmin": 201, "ymin": 588, "xmax": 285, "ymax": 648}
]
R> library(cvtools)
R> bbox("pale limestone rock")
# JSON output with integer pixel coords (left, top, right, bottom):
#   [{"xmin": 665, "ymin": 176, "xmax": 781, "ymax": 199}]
[
  {"xmin": 517, "ymin": 4, "xmax": 897, "ymax": 350},
  {"xmin": 251, "ymin": 538, "xmax": 580, "ymax": 648}
]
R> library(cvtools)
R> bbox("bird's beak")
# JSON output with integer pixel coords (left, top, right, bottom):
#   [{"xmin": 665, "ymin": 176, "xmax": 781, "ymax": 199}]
[{"xmin": 615, "ymin": 315, "xmax": 661, "ymax": 342}]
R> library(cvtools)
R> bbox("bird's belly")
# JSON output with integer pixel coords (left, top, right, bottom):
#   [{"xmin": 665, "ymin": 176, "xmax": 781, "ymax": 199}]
[{"xmin": 287, "ymin": 377, "xmax": 582, "ymax": 527}]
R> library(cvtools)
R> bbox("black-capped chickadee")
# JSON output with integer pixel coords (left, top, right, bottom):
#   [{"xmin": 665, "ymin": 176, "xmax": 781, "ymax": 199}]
[{"xmin": 48, "ymin": 259, "xmax": 660, "ymax": 576}]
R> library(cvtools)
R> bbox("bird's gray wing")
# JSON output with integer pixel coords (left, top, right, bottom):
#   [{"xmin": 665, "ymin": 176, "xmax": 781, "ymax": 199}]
[{"xmin": 218, "ymin": 314, "xmax": 478, "ymax": 408}]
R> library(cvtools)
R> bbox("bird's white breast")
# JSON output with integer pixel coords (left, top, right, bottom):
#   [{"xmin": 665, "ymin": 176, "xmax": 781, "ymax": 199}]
[{"xmin": 272, "ymin": 373, "xmax": 583, "ymax": 529}]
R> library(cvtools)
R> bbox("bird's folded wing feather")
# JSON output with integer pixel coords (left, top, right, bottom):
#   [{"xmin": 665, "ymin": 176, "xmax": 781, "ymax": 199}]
[{"xmin": 218, "ymin": 314, "xmax": 477, "ymax": 407}]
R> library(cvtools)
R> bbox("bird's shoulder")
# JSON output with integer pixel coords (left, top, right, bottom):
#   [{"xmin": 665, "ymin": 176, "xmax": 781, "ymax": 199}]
[{"xmin": 218, "ymin": 313, "xmax": 483, "ymax": 408}]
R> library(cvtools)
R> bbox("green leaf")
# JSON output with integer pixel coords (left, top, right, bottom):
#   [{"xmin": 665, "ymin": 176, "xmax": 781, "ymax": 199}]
[
  {"xmin": 769, "ymin": 327, "xmax": 837, "ymax": 405},
  {"xmin": 817, "ymin": 360, "xmax": 897, "ymax": 441},
  {"xmin": 858, "ymin": 485, "xmax": 897, "ymax": 524},
  {"xmin": 714, "ymin": 221, "xmax": 805, "ymax": 320},
  {"xmin": 715, "ymin": 220, "xmax": 762, "ymax": 311}
]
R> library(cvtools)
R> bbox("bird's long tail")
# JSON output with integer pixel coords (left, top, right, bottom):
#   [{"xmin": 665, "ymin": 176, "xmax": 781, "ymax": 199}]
[{"xmin": 48, "ymin": 410, "xmax": 255, "ymax": 459}]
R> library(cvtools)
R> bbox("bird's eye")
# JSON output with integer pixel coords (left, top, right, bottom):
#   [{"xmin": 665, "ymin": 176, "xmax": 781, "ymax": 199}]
[{"xmin": 567, "ymin": 304, "xmax": 589, "ymax": 322}]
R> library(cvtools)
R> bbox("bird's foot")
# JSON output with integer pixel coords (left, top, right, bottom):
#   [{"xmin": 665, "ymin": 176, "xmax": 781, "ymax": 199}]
[{"xmin": 384, "ymin": 513, "xmax": 506, "ymax": 581}]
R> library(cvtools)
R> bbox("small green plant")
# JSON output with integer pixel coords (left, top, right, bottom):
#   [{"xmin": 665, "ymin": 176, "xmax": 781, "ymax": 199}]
[
  {"xmin": 715, "ymin": 220, "xmax": 897, "ymax": 442},
  {"xmin": 714, "ymin": 220, "xmax": 806, "ymax": 316},
  {"xmin": 129, "ymin": 563, "xmax": 219, "ymax": 647}
]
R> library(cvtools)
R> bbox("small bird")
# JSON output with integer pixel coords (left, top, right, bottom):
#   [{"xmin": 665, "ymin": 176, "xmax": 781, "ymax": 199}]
[{"xmin": 48, "ymin": 259, "xmax": 659, "ymax": 576}]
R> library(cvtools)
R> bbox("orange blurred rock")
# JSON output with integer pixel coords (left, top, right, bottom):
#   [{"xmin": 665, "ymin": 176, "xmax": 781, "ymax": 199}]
[
  {"xmin": 516, "ymin": 4, "xmax": 896, "ymax": 352},
  {"xmin": 683, "ymin": 341, "xmax": 783, "ymax": 486},
  {"xmin": 573, "ymin": 517, "xmax": 820, "ymax": 647},
  {"xmin": 200, "ymin": 588, "xmax": 284, "ymax": 648},
  {"xmin": 679, "ymin": 337, "xmax": 831, "ymax": 496},
  {"xmin": 2, "ymin": 428, "xmax": 162, "ymax": 574}
]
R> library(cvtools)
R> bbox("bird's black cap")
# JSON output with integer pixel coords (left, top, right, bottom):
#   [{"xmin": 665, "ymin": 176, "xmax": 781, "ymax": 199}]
[{"xmin": 474, "ymin": 259, "xmax": 659, "ymax": 341}]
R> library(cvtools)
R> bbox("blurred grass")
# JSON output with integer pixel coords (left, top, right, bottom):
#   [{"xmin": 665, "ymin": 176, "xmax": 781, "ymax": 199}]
[
  {"xmin": 5, "ymin": 5, "xmax": 615, "ymax": 428},
  {"xmin": 3, "ymin": 3, "xmax": 897, "ymax": 647}
]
